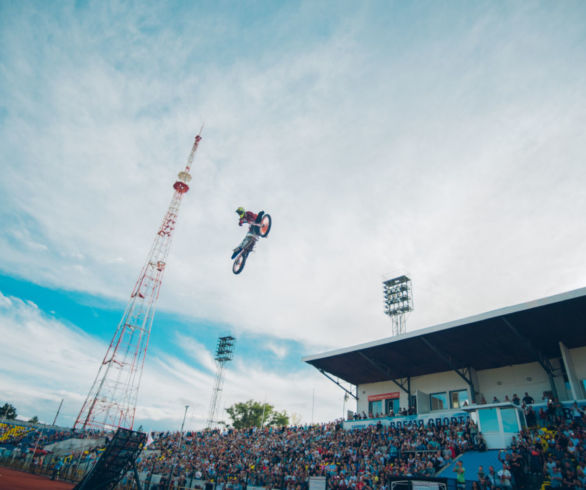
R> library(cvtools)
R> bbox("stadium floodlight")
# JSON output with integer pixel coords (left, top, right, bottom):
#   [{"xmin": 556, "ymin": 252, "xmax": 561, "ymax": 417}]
[
  {"xmin": 207, "ymin": 336, "xmax": 236, "ymax": 429},
  {"xmin": 383, "ymin": 275, "xmax": 413, "ymax": 336}
]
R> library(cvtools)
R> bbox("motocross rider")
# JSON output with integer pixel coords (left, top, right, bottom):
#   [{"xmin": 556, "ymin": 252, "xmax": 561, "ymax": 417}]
[{"xmin": 232, "ymin": 207, "xmax": 265, "ymax": 259}]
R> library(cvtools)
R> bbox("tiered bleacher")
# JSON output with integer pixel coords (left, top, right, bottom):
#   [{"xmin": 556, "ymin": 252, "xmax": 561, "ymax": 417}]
[
  {"xmin": 0, "ymin": 421, "xmax": 34, "ymax": 446},
  {"xmin": 137, "ymin": 419, "xmax": 483, "ymax": 488},
  {"xmin": 1, "ymin": 399, "xmax": 584, "ymax": 488}
]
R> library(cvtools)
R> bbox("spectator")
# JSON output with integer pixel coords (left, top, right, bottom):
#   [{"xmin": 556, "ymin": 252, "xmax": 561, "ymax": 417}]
[
  {"xmin": 525, "ymin": 405, "xmax": 537, "ymax": 427},
  {"xmin": 486, "ymin": 465, "xmax": 497, "ymax": 488},
  {"xmin": 549, "ymin": 463, "xmax": 563, "ymax": 488},
  {"xmin": 571, "ymin": 402, "xmax": 584, "ymax": 422},
  {"xmin": 477, "ymin": 465, "xmax": 488, "ymax": 489},
  {"xmin": 475, "ymin": 432, "xmax": 487, "ymax": 452},
  {"xmin": 522, "ymin": 392, "xmax": 534, "ymax": 405},
  {"xmin": 497, "ymin": 463, "xmax": 512, "ymax": 488},
  {"xmin": 512, "ymin": 393, "xmax": 520, "ymax": 406},
  {"xmin": 453, "ymin": 460, "xmax": 465, "ymax": 489}
]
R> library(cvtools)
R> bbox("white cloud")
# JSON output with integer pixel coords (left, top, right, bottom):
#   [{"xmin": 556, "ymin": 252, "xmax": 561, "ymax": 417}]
[
  {"xmin": 0, "ymin": 291, "xmax": 342, "ymax": 429},
  {"xmin": 1, "ymin": 2, "xmax": 586, "ymax": 427},
  {"xmin": 0, "ymin": 292, "xmax": 12, "ymax": 308},
  {"xmin": 264, "ymin": 341, "xmax": 288, "ymax": 360}
]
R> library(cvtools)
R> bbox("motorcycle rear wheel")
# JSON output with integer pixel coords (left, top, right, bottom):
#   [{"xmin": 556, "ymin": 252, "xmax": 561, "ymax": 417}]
[
  {"xmin": 232, "ymin": 252, "xmax": 247, "ymax": 274},
  {"xmin": 259, "ymin": 214, "xmax": 272, "ymax": 237}
]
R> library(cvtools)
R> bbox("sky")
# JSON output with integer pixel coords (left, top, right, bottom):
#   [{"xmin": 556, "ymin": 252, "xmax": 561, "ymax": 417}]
[{"xmin": 1, "ymin": 0, "xmax": 586, "ymax": 431}]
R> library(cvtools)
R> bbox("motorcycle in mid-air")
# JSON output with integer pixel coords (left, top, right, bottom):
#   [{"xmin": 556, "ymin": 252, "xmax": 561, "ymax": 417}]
[{"xmin": 231, "ymin": 213, "xmax": 272, "ymax": 274}]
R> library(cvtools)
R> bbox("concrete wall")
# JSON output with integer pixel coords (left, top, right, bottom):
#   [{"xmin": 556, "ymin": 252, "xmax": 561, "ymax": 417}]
[
  {"xmin": 355, "ymin": 352, "xmax": 583, "ymax": 415},
  {"xmin": 475, "ymin": 361, "xmax": 551, "ymax": 404},
  {"xmin": 357, "ymin": 370, "xmax": 469, "ymax": 415}
]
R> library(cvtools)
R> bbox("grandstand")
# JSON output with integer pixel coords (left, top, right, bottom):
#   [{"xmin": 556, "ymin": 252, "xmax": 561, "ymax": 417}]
[
  {"xmin": 302, "ymin": 286, "xmax": 586, "ymax": 487},
  {"xmin": 0, "ymin": 421, "xmax": 34, "ymax": 445},
  {"xmin": 1, "ymin": 287, "xmax": 585, "ymax": 489},
  {"xmin": 304, "ymin": 286, "xmax": 586, "ymax": 422}
]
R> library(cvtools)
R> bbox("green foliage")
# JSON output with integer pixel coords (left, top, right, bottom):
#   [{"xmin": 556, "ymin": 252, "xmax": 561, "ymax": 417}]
[
  {"xmin": 0, "ymin": 403, "xmax": 17, "ymax": 420},
  {"xmin": 225, "ymin": 400, "xmax": 290, "ymax": 429},
  {"xmin": 29, "ymin": 416, "xmax": 39, "ymax": 424},
  {"xmin": 269, "ymin": 409, "xmax": 289, "ymax": 427}
]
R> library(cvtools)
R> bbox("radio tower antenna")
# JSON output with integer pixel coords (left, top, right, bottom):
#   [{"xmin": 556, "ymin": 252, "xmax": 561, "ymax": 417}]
[{"xmin": 74, "ymin": 132, "xmax": 203, "ymax": 431}]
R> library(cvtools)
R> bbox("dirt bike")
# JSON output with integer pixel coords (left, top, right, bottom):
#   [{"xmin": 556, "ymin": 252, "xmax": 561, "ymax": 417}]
[{"xmin": 232, "ymin": 213, "xmax": 272, "ymax": 274}]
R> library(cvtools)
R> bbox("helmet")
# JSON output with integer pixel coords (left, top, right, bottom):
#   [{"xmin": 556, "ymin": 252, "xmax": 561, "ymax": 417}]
[{"xmin": 235, "ymin": 206, "xmax": 245, "ymax": 217}]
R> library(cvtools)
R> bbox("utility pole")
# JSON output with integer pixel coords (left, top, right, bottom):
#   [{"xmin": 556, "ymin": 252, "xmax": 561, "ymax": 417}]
[
  {"xmin": 168, "ymin": 405, "xmax": 190, "ymax": 489},
  {"xmin": 52, "ymin": 399, "xmax": 64, "ymax": 426}
]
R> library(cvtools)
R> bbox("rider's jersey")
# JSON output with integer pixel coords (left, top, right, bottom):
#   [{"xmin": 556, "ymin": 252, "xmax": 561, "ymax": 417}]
[{"xmin": 238, "ymin": 211, "xmax": 258, "ymax": 226}]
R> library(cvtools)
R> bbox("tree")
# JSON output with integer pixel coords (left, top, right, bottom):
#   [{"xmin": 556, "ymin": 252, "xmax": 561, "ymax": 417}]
[
  {"xmin": 226, "ymin": 400, "xmax": 290, "ymax": 429},
  {"xmin": 29, "ymin": 416, "xmax": 39, "ymax": 424},
  {"xmin": 268, "ymin": 409, "xmax": 289, "ymax": 427},
  {"xmin": 0, "ymin": 403, "xmax": 17, "ymax": 420}
]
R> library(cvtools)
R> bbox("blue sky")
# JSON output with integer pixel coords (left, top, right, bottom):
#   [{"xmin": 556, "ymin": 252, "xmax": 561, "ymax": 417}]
[{"xmin": 1, "ymin": 1, "xmax": 586, "ymax": 430}]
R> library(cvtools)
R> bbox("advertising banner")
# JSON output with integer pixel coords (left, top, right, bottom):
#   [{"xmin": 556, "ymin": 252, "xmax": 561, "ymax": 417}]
[
  {"xmin": 368, "ymin": 392, "xmax": 400, "ymax": 402},
  {"xmin": 344, "ymin": 410, "xmax": 469, "ymax": 430}
]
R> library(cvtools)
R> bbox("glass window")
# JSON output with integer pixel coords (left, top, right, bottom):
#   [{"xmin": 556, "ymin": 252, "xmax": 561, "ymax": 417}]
[
  {"xmin": 385, "ymin": 398, "xmax": 400, "ymax": 415},
  {"xmin": 478, "ymin": 408, "xmax": 499, "ymax": 432},
  {"xmin": 430, "ymin": 392, "xmax": 447, "ymax": 411},
  {"xmin": 368, "ymin": 400, "xmax": 382, "ymax": 416},
  {"xmin": 450, "ymin": 389, "xmax": 469, "ymax": 409},
  {"xmin": 501, "ymin": 408, "xmax": 519, "ymax": 433}
]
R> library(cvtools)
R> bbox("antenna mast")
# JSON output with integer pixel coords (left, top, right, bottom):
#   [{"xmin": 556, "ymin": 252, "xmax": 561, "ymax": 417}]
[{"xmin": 75, "ymin": 132, "xmax": 203, "ymax": 431}]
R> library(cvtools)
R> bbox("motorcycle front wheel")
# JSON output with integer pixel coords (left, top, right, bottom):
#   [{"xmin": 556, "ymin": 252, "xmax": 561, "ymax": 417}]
[
  {"xmin": 259, "ymin": 214, "xmax": 272, "ymax": 237},
  {"xmin": 232, "ymin": 252, "xmax": 247, "ymax": 275}
]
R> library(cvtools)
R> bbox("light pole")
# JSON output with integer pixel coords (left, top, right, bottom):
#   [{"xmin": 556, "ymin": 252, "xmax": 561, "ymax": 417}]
[
  {"xmin": 180, "ymin": 405, "xmax": 189, "ymax": 434},
  {"xmin": 383, "ymin": 275, "xmax": 414, "ymax": 336},
  {"xmin": 167, "ymin": 405, "xmax": 189, "ymax": 489}
]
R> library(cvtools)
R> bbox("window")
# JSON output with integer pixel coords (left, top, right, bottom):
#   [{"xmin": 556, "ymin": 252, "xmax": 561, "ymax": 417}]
[
  {"xmin": 450, "ymin": 389, "xmax": 469, "ymax": 409},
  {"xmin": 478, "ymin": 408, "xmax": 499, "ymax": 432},
  {"xmin": 385, "ymin": 398, "xmax": 400, "ymax": 414},
  {"xmin": 368, "ymin": 400, "xmax": 382, "ymax": 416},
  {"xmin": 430, "ymin": 392, "xmax": 447, "ymax": 411},
  {"xmin": 501, "ymin": 408, "xmax": 519, "ymax": 433}
]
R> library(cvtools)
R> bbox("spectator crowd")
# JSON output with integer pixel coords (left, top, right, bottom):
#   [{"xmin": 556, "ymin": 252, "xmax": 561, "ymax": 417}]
[
  {"xmin": 139, "ymin": 419, "xmax": 485, "ymax": 489},
  {"xmin": 1, "ymin": 397, "xmax": 584, "ymax": 489}
]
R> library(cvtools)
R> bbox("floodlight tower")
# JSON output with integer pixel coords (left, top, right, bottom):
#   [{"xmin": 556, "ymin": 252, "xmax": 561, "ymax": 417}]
[
  {"xmin": 207, "ymin": 336, "xmax": 236, "ymax": 429},
  {"xmin": 383, "ymin": 275, "xmax": 413, "ymax": 336},
  {"xmin": 74, "ymin": 132, "xmax": 203, "ymax": 431}
]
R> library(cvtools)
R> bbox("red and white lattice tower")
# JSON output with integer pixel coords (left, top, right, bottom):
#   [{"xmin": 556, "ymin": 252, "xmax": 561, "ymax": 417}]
[{"xmin": 74, "ymin": 132, "xmax": 202, "ymax": 431}]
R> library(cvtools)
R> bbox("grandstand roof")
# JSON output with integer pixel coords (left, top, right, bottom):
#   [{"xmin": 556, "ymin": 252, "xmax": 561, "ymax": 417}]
[{"xmin": 304, "ymin": 286, "xmax": 586, "ymax": 386}]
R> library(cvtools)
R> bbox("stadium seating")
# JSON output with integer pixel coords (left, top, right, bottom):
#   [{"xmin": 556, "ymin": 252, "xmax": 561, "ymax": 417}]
[{"xmin": 1, "ymin": 399, "xmax": 584, "ymax": 489}]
